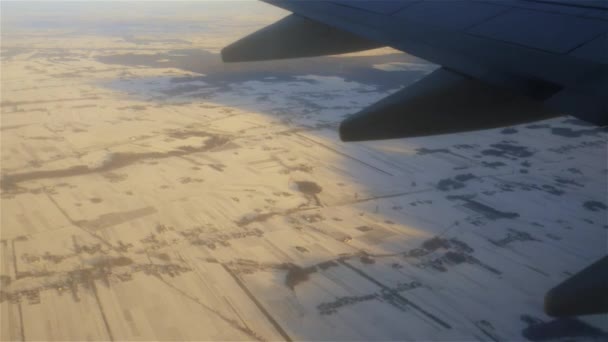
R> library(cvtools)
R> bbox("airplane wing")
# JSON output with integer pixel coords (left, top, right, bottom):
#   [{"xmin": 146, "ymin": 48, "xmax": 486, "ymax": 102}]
[
  {"xmin": 222, "ymin": 0, "xmax": 607, "ymax": 141},
  {"xmin": 223, "ymin": 0, "xmax": 608, "ymax": 318}
]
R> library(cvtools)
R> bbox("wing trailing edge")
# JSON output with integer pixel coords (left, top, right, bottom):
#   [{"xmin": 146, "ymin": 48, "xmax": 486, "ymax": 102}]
[
  {"xmin": 221, "ymin": 14, "xmax": 382, "ymax": 63},
  {"xmin": 339, "ymin": 68, "xmax": 558, "ymax": 141}
]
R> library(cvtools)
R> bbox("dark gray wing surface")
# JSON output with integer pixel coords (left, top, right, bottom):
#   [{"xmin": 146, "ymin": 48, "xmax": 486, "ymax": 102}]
[{"xmin": 223, "ymin": 0, "xmax": 607, "ymax": 139}]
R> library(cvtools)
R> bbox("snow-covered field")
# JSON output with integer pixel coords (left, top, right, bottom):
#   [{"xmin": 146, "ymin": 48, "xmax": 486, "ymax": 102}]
[{"xmin": 1, "ymin": 2, "xmax": 606, "ymax": 341}]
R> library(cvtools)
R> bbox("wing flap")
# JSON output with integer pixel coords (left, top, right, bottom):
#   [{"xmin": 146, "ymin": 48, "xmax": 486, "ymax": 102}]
[
  {"xmin": 221, "ymin": 14, "xmax": 381, "ymax": 63},
  {"xmin": 467, "ymin": 9, "xmax": 608, "ymax": 54},
  {"xmin": 394, "ymin": 1, "xmax": 509, "ymax": 30},
  {"xmin": 339, "ymin": 68, "xmax": 558, "ymax": 141},
  {"xmin": 332, "ymin": 1, "xmax": 417, "ymax": 14}
]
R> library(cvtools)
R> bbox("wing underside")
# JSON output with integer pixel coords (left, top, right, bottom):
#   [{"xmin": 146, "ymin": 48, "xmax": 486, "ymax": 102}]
[{"xmin": 222, "ymin": 0, "xmax": 607, "ymax": 141}]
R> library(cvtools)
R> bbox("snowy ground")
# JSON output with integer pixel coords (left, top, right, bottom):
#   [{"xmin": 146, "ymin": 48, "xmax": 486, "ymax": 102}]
[{"xmin": 1, "ymin": 2, "xmax": 606, "ymax": 341}]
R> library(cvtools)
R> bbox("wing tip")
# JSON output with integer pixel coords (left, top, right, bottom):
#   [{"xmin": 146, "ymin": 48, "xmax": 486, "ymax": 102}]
[{"xmin": 220, "ymin": 46, "xmax": 238, "ymax": 63}]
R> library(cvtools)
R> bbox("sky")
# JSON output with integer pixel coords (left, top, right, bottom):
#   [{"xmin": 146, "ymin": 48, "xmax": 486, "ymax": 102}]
[{"xmin": 1, "ymin": 0, "xmax": 286, "ymax": 36}]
